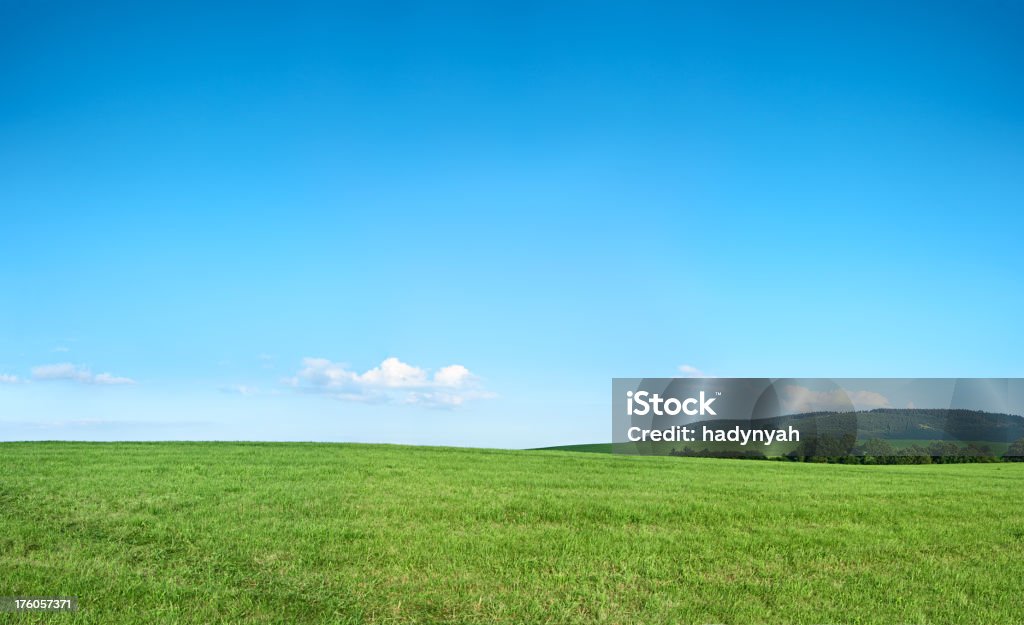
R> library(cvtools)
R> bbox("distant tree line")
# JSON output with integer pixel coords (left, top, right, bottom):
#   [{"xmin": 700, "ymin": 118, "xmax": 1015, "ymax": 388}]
[{"xmin": 669, "ymin": 436, "xmax": 1024, "ymax": 464}]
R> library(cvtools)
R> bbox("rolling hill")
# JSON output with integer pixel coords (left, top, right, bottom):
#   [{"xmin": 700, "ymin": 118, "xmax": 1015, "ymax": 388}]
[
  {"xmin": 691, "ymin": 407, "xmax": 1024, "ymax": 442},
  {"xmin": 2, "ymin": 442, "xmax": 1023, "ymax": 623}
]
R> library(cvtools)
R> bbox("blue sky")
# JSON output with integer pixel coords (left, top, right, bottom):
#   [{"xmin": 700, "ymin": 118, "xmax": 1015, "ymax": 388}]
[{"xmin": 2, "ymin": 1, "xmax": 1022, "ymax": 447}]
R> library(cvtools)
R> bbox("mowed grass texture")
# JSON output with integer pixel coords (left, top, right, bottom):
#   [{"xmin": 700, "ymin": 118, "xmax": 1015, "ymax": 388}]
[{"xmin": 2, "ymin": 443, "xmax": 1022, "ymax": 624}]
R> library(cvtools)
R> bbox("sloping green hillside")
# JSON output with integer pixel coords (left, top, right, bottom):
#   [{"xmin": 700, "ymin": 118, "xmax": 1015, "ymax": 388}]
[
  {"xmin": 2, "ymin": 442, "xmax": 1022, "ymax": 624},
  {"xmin": 690, "ymin": 408, "xmax": 1024, "ymax": 443},
  {"xmin": 794, "ymin": 408, "xmax": 1023, "ymax": 440},
  {"xmin": 533, "ymin": 442, "xmax": 613, "ymax": 453}
]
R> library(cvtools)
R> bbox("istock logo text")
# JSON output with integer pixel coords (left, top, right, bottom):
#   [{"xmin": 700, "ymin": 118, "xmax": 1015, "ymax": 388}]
[{"xmin": 626, "ymin": 390, "xmax": 717, "ymax": 417}]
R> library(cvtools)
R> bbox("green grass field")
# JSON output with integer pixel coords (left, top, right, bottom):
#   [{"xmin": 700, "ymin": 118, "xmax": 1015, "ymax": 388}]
[{"xmin": 2, "ymin": 442, "xmax": 1022, "ymax": 624}]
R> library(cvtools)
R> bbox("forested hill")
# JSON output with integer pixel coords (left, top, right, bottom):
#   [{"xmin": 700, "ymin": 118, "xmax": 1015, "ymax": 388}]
[{"xmin": 691, "ymin": 408, "xmax": 1024, "ymax": 442}]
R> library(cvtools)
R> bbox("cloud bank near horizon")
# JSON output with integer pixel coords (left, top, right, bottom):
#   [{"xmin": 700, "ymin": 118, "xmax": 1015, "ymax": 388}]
[
  {"xmin": 287, "ymin": 357, "xmax": 493, "ymax": 408},
  {"xmin": 30, "ymin": 363, "xmax": 136, "ymax": 386}
]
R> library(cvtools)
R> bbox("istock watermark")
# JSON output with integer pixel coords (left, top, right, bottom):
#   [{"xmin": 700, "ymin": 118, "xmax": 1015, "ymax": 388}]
[{"xmin": 613, "ymin": 378, "xmax": 1024, "ymax": 460}]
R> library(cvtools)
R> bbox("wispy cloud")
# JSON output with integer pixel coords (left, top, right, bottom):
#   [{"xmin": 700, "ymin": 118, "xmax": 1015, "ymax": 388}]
[
  {"xmin": 31, "ymin": 363, "xmax": 136, "ymax": 385},
  {"xmin": 220, "ymin": 384, "xmax": 279, "ymax": 396},
  {"xmin": 221, "ymin": 384, "xmax": 259, "ymax": 396},
  {"xmin": 287, "ymin": 357, "xmax": 493, "ymax": 408},
  {"xmin": 0, "ymin": 373, "xmax": 21, "ymax": 384},
  {"xmin": 677, "ymin": 364, "xmax": 706, "ymax": 378}
]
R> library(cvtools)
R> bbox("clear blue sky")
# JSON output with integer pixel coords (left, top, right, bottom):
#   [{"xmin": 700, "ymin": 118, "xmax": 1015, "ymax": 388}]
[{"xmin": 2, "ymin": 1, "xmax": 1022, "ymax": 447}]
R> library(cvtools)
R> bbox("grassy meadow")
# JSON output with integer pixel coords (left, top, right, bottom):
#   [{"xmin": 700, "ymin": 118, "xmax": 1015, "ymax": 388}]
[{"xmin": 2, "ymin": 442, "xmax": 1023, "ymax": 624}]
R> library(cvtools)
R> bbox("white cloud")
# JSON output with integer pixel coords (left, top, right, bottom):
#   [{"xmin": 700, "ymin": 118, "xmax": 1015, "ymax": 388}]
[
  {"xmin": 677, "ymin": 364, "xmax": 706, "ymax": 378},
  {"xmin": 288, "ymin": 357, "xmax": 490, "ymax": 407},
  {"xmin": 31, "ymin": 363, "xmax": 136, "ymax": 385},
  {"xmin": 780, "ymin": 385, "xmax": 890, "ymax": 414},
  {"xmin": 52, "ymin": 346, "xmax": 71, "ymax": 353},
  {"xmin": 93, "ymin": 373, "xmax": 136, "ymax": 385},
  {"xmin": 434, "ymin": 364, "xmax": 473, "ymax": 387},
  {"xmin": 360, "ymin": 357, "xmax": 431, "ymax": 387},
  {"xmin": 32, "ymin": 363, "xmax": 91, "ymax": 382},
  {"xmin": 0, "ymin": 374, "xmax": 21, "ymax": 384}
]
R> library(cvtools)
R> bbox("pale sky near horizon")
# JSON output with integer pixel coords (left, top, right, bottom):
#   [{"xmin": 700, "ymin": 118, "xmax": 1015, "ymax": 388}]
[{"xmin": 2, "ymin": 1, "xmax": 1023, "ymax": 447}]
